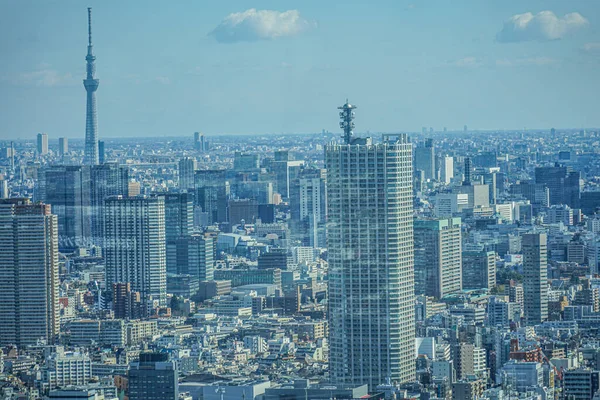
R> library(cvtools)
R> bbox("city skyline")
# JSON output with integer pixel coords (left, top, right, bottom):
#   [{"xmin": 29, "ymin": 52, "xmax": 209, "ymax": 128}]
[{"xmin": 1, "ymin": 0, "xmax": 600, "ymax": 140}]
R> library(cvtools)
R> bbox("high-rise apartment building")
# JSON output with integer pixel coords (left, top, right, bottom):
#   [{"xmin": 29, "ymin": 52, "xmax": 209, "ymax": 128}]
[
  {"xmin": 326, "ymin": 110, "xmax": 415, "ymax": 388},
  {"xmin": 37, "ymin": 132, "xmax": 49, "ymax": 155},
  {"xmin": 522, "ymin": 232, "xmax": 548, "ymax": 325},
  {"xmin": 104, "ymin": 196, "xmax": 166, "ymax": 311},
  {"xmin": 0, "ymin": 199, "xmax": 58, "ymax": 347},
  {"xmin": 58, "ymin": 137, "xmax": 68, "ymax": 157},
  {"xmin": 178, "ymin": 157, "xmax": 197, "ymax": 190},
  {"xmin": 414, "ymin": 217, "xmax": 462, "ymax": 299}
]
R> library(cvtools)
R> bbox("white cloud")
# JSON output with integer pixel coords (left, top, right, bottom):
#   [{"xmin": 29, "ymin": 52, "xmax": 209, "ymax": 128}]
[
  {"xmin": 496, "ymin": 11, "xmax": 588, "ymax": 43},
  {"xmin": 496, "ymin": 57, "xmax": 557, "ymax": 67},
  {"xmin": 6, "ymin": 68, "xmax": 75, "ymax": 87},
  {"xmin": 209, "ymin": 9, "xmax": 312, "ymax": 43},
  {"xmin": 582, "ymin": 42, "xmax": 600, "ymax": 53}
]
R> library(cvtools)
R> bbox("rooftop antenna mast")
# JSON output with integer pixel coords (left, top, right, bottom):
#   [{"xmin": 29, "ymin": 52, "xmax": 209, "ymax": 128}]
[{"xmin": 338, "ymin": 99, "xmax": 357, "ymax": 144}]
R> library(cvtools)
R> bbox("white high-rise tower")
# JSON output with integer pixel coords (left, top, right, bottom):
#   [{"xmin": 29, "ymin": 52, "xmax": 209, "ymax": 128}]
[
  {"xmin": 326, "ymin": 101, "xmax": 415, "ymax": 388},
  {"xmin": 104, "ymin": 196, "xmax": 166, "ymax": 312}
]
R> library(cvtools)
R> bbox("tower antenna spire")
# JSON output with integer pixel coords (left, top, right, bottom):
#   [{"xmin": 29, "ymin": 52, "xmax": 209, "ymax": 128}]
[
  {"xmin": 88, "ymin": 7, "xmax": 92, "ymax": 46},
  {"xmin": 338, "ymin": 100, "xmax": 357, "ymax": 144}
]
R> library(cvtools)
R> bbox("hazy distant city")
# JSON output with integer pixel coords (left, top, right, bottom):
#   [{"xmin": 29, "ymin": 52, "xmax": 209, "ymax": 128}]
[{"xmin": 2, "ymin": 2, "xmax": 600, "ymax": 400}]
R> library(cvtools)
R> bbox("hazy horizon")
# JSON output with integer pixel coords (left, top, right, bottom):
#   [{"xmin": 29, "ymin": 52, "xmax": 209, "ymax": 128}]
[{"xmin": 1, "ymin": 0, "xmax": 599, "ymax": 139}]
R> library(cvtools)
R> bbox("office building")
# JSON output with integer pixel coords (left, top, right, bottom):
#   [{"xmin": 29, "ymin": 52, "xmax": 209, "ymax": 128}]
[
  {"xmin": 174, "ymin": 234, "xmax": 214, "ymax": 281},
  {"xmin": 510, "ymin": 181, "xmax": 550, "ymax": 208},
  {"xmin": 264, "ymin": 380, "xmax": 369, "ymax": 400},
  {"xmin": 414, "ymin": 139, "xmax": 435, "ymax": 181},
  {"xmin": 128, "ymin": 353, "xmax": 178, "ymax": 400},
  {"xmin": 298, "ymin": 176, "xmax": 327, "ymax": 248},
  {"xmin": 37, "ymin": 165, "xmax": 92, "ymax": 249},
  {"xmin": 462, "ymin": 246, "xmax": 496, "ymax": 290},
  {"xmin": 500, "ymin": 361, "xmax": 543, "ymax": 391},
  {"xmin": 233, "ymin": 152, "xmax": 260, "ymax": 171},
  {"xmin": 563, "ymin": 369, "xmax": 600, "ymax": 400},
  {"xmin": 228, "ymin": 198, "xmax": 258, "ymax": 226},
  {"xmin": 194, "ymin": 132, "xmax": 208, "ymax": 152},
  {"xmin": 83, "ymin": 8, "xmax": 99, "ymax": 165},
  {"xmin": 90, "ymin": 163, "xmax": 129, "ymax": 245},
  {"xmin": 258, "ymin": 204, "xmax": 276, "ymax": 223},
  {"xmin": 0, "ymin": 199, "xmax": 59, "ymax": 347},
  {"xmin": 326, "ymin": 103, "xmax": 415, "ymax": 388},
  {"xmin": 37, "ymin": 132, "xmax": 49, "ymax": 155},
  {"xmin": 194, "ymin": 169, "xmax": 228, "ymax": 224},
  {"xmin": 258, "ymin": 249, "xmax": 288, "ymax": 270},
  {"xmin": 178, "ymin": 157, "xmax": 197, "ymax": 190},
  {"xmin": 522, "ymin": 233, "xmax": 548, "ymax": 325},
  {"xmin": 535, "ymin": 165, "xmax": 579, "ymax": 207},
  {"xmin": 414, "ymin": 217, "xmax": 462, "ymax": 299},
  {"xmin": 58, "ymin": 137, "xmax": 68, "ymax": 156},
  {"xmin": 165, "ymin": 193, "xmax": 194, "ymax": 274},
  {"xmin": 98, "ymin": 140, "xmax": 105, "ymax": 164},
  {"xmin": 104, "ymin": 196, "xmax": 166, "ymax": 311},
  {"xmin": 272, "ymin": 159, "xmax": 304, "ymax": 200},
  {"xmin": 440, "ymin": 155, "xmax": 453, "ymax": 184}
]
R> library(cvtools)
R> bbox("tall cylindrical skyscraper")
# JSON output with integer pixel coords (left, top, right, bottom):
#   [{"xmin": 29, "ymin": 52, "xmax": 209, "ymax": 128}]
[
  {"xmin": 326, "ymin": 102, "xmax": 415, "ymax": 388},
  {"xmin": 84, "ymin": 8, "xmax": 99, "ymax": 165}
]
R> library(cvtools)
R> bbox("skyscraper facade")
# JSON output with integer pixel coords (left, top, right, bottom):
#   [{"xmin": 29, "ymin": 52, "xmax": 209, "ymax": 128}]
[
  {"xmin": 414, "ymin": 139, "xmax": 435, "ymax": 181},
  {"xmin": 37, "ymin": 165, "xmax": 92, "ymax": 249},
  {"xmin": 0, "ymin": 199, "xmax": 58, "ymax": 347},
  {"xmin": 414, "ymin": 217, "xmax": 462, "ymax": 299},
  {"xmin": 104, "ymin": 196, "xmax": 167, "ymax": 311},
  {"xmin": 164, "ymin": 192, "xmax": 194, "ymax": 275},
  {"xmin": 326, "ymin": 130, "xmax": 415, "ymax": 387},
  {"xmin": 128, "ymin": 353, "xmax": 179, "ymax": 400},
  {"xmin": 58, "ymin": 137, "xmax": 68, "ymax": 157},
  {"xmin": 175, "ymin": 234, "xmax": 215, "ymax": 281},
  {"xmin": 522, "ymin": 232, "xmax": 548, "ymax": 325},
  {"xmin": 178, "ymin": 157, "xmax": 197, "ymax": 190},
  {"xmin": 90, "ymin": 163, "xmax": 129, "ymax": 245},
  {"xmin": 83, "ymin": 8, "xmax": 99, "ymax": 165},
  {"xmin": 299, "ymin": 175, "xmax": 327, "ymax": 248}
]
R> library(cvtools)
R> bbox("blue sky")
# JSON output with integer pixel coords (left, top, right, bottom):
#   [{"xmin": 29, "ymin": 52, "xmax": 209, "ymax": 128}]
[{"xmin": 1, "ymin": 0, "xmax": 599, "ymax": 139}]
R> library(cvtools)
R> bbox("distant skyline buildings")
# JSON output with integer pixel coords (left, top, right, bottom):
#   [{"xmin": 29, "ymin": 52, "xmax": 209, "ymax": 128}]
[{"xmin": 37, "ymin": 132, "xmax": 48, "ymax": 155}]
